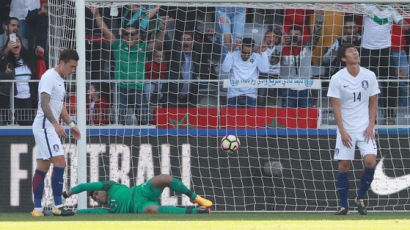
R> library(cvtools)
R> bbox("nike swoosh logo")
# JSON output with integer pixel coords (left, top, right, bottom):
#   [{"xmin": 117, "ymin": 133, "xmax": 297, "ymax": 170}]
[
  {"xmin": 343, "ymin": 85, "xmax": 349, "ymax": 88},
  {"xmin": 371, "ymin": 158, "xmax": 410, "ymax": 195}
]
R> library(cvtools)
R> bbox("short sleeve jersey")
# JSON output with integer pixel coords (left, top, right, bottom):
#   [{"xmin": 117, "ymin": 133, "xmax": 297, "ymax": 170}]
[
  {"xmin": 32, "ymin": 68, "xmax": 65, "ymax": 129},
  {"xmin": 327, "ymin": 67, "xmax": 380, "ymax": 133},
  {"xmin": 112, "ymin": 40, "xmax": 147, "ymax": 90}
]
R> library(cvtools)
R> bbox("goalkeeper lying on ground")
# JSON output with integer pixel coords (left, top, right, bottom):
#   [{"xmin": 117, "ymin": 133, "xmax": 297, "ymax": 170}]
[{"xmin": 63, "ymin": 174, "xmax": 212, "ymax": 214}]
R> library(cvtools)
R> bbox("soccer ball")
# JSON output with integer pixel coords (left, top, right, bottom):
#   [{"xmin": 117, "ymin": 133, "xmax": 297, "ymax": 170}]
[{"xmin": 221, "ymin": 135, "xmax": 240, "ymax": 152}]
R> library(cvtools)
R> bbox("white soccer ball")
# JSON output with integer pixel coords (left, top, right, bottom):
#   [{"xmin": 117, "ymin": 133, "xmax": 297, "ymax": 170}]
[{"xmin": 221, "ymin": 135, "xmax": 240, "ymax": 152}]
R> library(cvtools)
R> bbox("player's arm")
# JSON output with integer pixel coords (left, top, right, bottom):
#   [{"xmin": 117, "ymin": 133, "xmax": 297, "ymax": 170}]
[
  {"xmin": 363, "ymin": 94, "xmax": 377, "ymax": 142},
  {"xmin": 60, "ymin": 106, "xmax": 80, "ymax": 140},
  {"xmin": 147, "ymin": 16, "xmax": 171, "ymax": 51},
  {"xmin": 368, "ymin": 95, "xmax": 377, "ymax": 128},
  {"xmin": 41, "ymin": 92, "xmax": 66, "ymax": 137},
  {"xmin": 221, "ymin": 51, "xmax": 234, "ymax": 73},
  {"xmin": 331, "ymin": 97, "xmax": 352, "ymax": 148},
  {"xmin": 257, "ymin": 51, "xmax": 270, "ymax": 73},
  {"xmin": 89, "ymin": 7, "xmax": 116, "ymax": 45},
  {"xmin": 304, "ymin": 11, "xmax": 324, "ymax": 47},
  {"xmin": 323, "ymin": 41, "xmax": 338, "ymax": 65},
  {"xmin": 64, "ymin": 181, "xmax": 117, "ymax": 197},
  {"xmin": 76, "ymin": 208, "xmax": 110, "ymax": 214}
]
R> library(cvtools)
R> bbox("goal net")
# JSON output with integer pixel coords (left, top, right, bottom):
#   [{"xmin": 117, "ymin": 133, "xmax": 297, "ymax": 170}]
[{"xmin": 44, "ymin": 1, "xmax": 410, "ymax": 211}]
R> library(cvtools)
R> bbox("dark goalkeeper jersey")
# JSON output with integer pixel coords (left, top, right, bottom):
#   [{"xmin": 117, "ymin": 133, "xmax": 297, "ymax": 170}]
[{"xmin": 72, "ymin": 181, "xmax": 134, "ymax": 213}]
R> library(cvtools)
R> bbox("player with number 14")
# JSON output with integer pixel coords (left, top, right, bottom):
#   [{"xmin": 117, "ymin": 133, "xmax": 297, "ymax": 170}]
[{"xmin": 327, "ymin": 43, "xmax": 380, "ymax": 215}]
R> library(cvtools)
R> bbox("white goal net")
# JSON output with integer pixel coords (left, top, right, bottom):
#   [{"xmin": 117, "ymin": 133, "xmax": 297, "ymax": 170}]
[{"xmin": 45, "ymin": 1, "xmax": 410, "ymax": 211}]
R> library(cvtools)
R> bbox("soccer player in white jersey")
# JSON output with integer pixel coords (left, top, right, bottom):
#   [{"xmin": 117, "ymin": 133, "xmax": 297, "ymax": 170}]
[
  {"xmin": 327, "ymin": 44, "xmax": 380, "ymax": 215},
  {"xmin": 31, "ymin": 49, "xmax": 81, "ymax": 217}
]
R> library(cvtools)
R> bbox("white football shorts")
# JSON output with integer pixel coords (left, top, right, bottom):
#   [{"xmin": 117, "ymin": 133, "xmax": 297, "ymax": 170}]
[
  {"xmin": 33, "ymin": 128, "xmax": 64, "ymax": 160},
  {"xmin": 334, "ymin": 130, "xmax": 377, "ymax": 160}
]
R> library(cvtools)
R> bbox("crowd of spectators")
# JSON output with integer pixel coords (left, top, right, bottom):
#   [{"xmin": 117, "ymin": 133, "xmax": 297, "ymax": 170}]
[{"xmin": 0, "ymin": 2, "xmax": 410, "ymax": 125}]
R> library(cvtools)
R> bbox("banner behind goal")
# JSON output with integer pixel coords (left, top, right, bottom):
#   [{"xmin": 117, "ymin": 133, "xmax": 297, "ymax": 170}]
[{"xmin": 44, "ymin": 1, "xmax": 410, "ymax": 212}]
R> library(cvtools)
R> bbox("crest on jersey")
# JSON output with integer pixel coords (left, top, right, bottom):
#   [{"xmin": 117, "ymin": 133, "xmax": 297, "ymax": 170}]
[
  {"xmin": 53, "ymin": 144, "xmax": 59, "ymax": 152},
  {"xmin": 250, "ymin": 58, "xmax": 254, "ymax": 63},
  {"xmin": 361, "ymin": 80, "xmax": 369, "ymax": 90}
]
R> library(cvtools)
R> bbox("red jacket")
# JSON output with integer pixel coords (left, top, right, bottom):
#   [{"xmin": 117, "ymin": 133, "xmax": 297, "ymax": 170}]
[
  {"xmin": 391, "ymin": 18, "xmax": 410, "ymax": 52},
  {"xmin": 145, "ymin": 61, "xmax": 167, "ymax": 80}
]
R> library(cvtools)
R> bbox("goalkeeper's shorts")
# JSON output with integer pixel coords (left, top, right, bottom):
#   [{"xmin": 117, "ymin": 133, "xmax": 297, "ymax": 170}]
[
  {"xmin": 131, "ymin": 179, "xmax": 163, "ymax": 213},
  {"xmin": 33, "ymin": 128, "xmax": 64, "ymax": 160}
]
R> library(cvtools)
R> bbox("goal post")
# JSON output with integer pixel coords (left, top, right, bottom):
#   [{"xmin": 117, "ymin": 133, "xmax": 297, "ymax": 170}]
[{"xmin": 44, "ymin": 0, "xmax": 410, "ymax": 211}]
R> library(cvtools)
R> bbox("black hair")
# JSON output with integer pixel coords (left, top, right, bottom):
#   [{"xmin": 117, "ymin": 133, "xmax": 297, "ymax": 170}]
[
  {"xmin": 6, "ymin": 17, "xmax": 19, "ymax": 26},
  {"xmin": 59, "ymin": 49, "xmax": 79, "ymax": 63},
  {"xmin": 289, "ymin": 25, "xmax": 303, "ymax": 34},
  {"xmin": 88, "ymin": 191, "xmax": 95, "ymax": 200},
  {"xmin": 337, "ymin": 43, "xmax": 357, "ymax": 63},
  {"xmin": 1, "ymin": 34, "xmax": 37, "ymax": 75},
  {"xmin": 180, "ymin": 32, "xmax": 194, "ymax": 41},
  {"xmin": 242, "ymin": 37, "xmax": 255, "ymax": 49}
]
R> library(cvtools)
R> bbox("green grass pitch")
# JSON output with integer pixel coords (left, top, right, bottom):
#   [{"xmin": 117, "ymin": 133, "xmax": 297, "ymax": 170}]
[{"xmin": 1, "ymin": 212, "xmax": 409, "ymax": 230}]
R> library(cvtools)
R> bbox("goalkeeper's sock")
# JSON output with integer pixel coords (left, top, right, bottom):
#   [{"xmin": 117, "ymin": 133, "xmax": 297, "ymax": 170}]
[
  {"xmin": 337, "ymin": 172, "xmax": 349, "ymax": 209},
  {"xmin": 158, "ymin": 206, "xmax": 198, "ymax": 214},
  {"xmin": 32, "ymin": 169, "xmax": 46, "ymax": 210},
  {"xmin": 358, "ymin": 167, "xmax": 375, "ymax": 199},
  {"xmin": 51, "ymin": 166, "xmax": 65, "ymax": 207},
  {"xmin": 169, "ymin": 177, "xmax": 197, "ymax": 200}
]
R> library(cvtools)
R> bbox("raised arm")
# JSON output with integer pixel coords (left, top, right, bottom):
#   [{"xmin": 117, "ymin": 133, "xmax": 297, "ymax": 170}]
[
  {"xmin": 221, "ymin": 51, "xmax": 234, "ymax": 73},
  {"xmin": 147, "ymin": 5, "xmax": 161, "ymax": 19},
  {"xmin": 89, "ymin": 7, "xmax": 116, "ymax": 45},
  {"xmin": 323, "ymin": 41, "xmax": 339, "ymax": 65},
  {"xmin": 147, "ymin": 16, "xmax": 172, "ymax": 51},
  {"xmin": 304, "ymin": 11, "xmax": 324, "ymax": 48},
  {"xmin": 257, "ymin": 51, "xmax": 270, "ymax": 73}
]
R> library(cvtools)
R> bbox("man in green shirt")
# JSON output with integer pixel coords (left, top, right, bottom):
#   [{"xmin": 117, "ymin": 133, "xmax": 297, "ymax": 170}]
[
  {"xmin": 89, "ymin": 7, "xmax": 168, "ymax": 125},
  {"xmin": 63, "ymin": 174, "xmax": 212, "ymax": 214}
]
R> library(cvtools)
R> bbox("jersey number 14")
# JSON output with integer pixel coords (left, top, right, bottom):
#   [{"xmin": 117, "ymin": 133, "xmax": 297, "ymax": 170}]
[{"xmin": 353, "ymin": 92, "xmax": 361, "ymax": 102}]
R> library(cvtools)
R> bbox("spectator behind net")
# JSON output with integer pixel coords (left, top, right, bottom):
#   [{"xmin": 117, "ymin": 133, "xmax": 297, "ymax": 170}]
[{"xmin": 0, "ymin": 34, "xmax": 40, "ymax": 125}]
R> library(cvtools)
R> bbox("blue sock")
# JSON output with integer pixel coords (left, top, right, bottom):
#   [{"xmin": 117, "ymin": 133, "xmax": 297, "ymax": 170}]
[
  {"xmin": 32, "ymin": 170, "xmax": 46, "ymax": 209},
  {"xmin": 358, "ymin": 167, "xmax": 375, "ymax": 199},
  {"xmin": 337, "ymin": 172, "xmax": 349, "ymax": 209},
  {"xmin": 52, "ymin": 167, "xmax": 65, "ymax": 207}
]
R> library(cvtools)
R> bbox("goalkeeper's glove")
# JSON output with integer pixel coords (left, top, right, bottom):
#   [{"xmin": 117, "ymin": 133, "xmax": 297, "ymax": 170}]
[{"xmin": 63, "ymin": 191, "xmax": 69, "ymax": 199}]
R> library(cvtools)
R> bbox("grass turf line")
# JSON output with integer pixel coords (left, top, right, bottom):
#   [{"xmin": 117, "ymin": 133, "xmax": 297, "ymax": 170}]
[{"xmin": 1, "ymin": 213, "xmax": 410, "ymax": 230}]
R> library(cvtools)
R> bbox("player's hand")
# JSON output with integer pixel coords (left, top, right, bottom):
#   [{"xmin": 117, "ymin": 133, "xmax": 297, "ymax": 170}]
[
  {"xmin": 363, "ymin": 126, "xmax": 375, "ymax": 143},
  {"xmin": 35, "ymin": 46, "xmax": 44, "ymax": 56},
  {"xmin": 88, "ymin": 6, "xmax": 99, "ymax": 16},
  {"xmin": 7, "ymin": 40, "xmax": 17, "ymax": 49},
  {"xmin": 63, "ymin": 189, "xmax": 72, "ymax": 198},
  {"xmin": 53, "ymin": 123, "xmax": 67, "ymax": 137},
  {"xmin": 70, "ymin": 126, "xmax": 81, "ymax": 140},
  {"xmin": 340, "ymin": 130, "xmax": 352, "ymax": 148}
]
